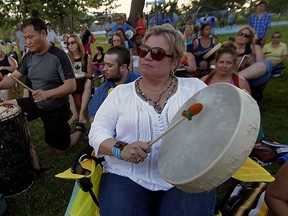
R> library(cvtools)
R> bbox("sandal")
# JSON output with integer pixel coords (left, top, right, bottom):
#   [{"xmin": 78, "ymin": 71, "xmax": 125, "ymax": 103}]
[
  {"xmin": 34, "ymin": 162, "xmax": 54, "ymax": 174},
  {"xmin": 75, "ymin": 122, "xmax": 86, "ymax": 133}
]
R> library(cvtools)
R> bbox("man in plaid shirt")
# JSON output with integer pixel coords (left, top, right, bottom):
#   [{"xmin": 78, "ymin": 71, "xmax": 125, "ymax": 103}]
[{"xmin": 248, "ymin": 0, "xmax": 271, "ymax": 46}]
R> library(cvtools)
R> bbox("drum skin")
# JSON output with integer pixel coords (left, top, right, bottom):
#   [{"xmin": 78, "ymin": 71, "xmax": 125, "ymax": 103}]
[
  {"xmin": 0, "ymin": 106, "xmax": 33, "ymax": 196},
  {"xmin": 158, "ymin": 83, "xmax": 260, "ymax": 193}
]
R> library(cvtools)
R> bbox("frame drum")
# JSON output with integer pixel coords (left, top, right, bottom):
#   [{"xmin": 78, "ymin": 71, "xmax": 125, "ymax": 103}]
[
  {"xmin": 203, "ymin": 43, "xmax": 221, "ymax": 60},
  {"xmin": 0, "ymin": 105, "xmax": 33, "ymax": 196},
  {"xmin": 158, "ymin": 83, "xmax": 260, "ymax": 193}
]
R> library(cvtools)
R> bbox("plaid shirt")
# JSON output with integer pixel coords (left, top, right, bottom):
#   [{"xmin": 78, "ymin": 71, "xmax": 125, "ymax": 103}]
[{"xmin": 248, "ymin": 13, "xmax": 271, "ymax": 38}]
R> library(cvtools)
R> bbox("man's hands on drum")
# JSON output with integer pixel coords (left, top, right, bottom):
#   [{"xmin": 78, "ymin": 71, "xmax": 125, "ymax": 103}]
[{"xmin": 121, "ymin": 141, "xmax": 152, "ymax": 164}]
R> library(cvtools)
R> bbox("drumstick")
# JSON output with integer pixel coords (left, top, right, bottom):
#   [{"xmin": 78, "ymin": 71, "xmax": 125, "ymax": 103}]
[
  {"xmin": 149, "ymin": 103, "xmax": 203, "ymax": 146},
  {"xmin": 237, "ymin": 54, "xmax": 247, "ymax": 71},
  {"xmin": 7, "ymin": 73, "xmax": 33, "ymax": 93}
]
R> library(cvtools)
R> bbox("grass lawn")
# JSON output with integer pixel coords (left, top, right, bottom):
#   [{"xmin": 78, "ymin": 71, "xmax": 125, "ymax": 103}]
[{"xmin": 3, "ymin": 24, "xmax": 288, "ymax": 215}]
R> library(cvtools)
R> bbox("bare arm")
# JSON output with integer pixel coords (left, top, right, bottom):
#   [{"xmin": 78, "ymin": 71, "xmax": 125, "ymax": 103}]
[
  {"xmin": 0, "ymin": 70, "xmax": 22, "ymax": 89},
  {"xmin": 238, "ymin": 75, "xmax": 251, "ymax": 94},
  {"xmin": 183, "ymin": 52, "xmax": 197, "ymax": 75},
  {"xmin": 99, "ymin": 138, "xmax": 151, "ymax": 163},
  {"xmin": 86, "ymin": 55, "xmax": 92, "ymax": 78},
  {"xmin": 32, "ymin": 78, "xmax": 76, "ymax": 103},
  {"xmin": 254, "ymin": 44, "xmax": 265, "ymax": 61},
  {"xmin": 7, "ymin": 56, "xmax": 18, "ymax": 71},
  {"xmin": 271, "ymin": 54, "xmax": 288, "ymax": 66},
  {"xmin": 265, "ymin": 163, "xmax": 288, "ymax": 216}
]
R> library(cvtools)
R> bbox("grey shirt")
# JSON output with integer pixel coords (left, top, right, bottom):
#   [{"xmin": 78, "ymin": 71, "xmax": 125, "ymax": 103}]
[{"xmin": 18, "ymin": 45, "xmax": 75, "ymax": 110}]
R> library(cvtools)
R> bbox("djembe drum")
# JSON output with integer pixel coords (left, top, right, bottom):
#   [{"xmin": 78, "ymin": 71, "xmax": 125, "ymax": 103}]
[{"xmin": 0, "ymin": 105, "xmax": 33, "ymax": 196}]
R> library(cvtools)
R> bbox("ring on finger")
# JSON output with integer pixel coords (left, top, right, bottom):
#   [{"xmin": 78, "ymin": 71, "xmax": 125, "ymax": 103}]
[{"xmin": 136, "ymin": 157, "xmax": 141, "ymax": 162}]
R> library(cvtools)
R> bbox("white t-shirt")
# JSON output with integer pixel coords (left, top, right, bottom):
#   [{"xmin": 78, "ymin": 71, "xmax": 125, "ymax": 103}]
[{"xmin": 89, "ymin": 77, "xmax": 207, "ymax": 191}]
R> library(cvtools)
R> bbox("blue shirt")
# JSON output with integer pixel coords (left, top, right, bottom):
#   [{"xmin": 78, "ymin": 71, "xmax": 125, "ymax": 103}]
[
  {"xmin": 88, "ymin": 71, "xmax": 141, "ymax": 119},
  {"xmin": 111, "ymin": 23, "xmax": 131, "ymax": 33},
  {"xmin": 248, "ymin": 13, "xmax": 271, "ymax": 38},
  {"xmin": 105, "ymin": 22, "xmax": 116, "ymax": 37}
]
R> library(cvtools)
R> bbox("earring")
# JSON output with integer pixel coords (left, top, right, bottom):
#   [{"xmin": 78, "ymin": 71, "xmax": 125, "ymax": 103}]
[{"xmin": 170, "ymin": 70, "xmax": 175, "ymax": 77}]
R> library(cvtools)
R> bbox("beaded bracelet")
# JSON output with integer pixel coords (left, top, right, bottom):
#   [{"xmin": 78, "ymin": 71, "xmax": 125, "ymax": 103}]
[
  {"xmin": 112, "ymin": 141, "xmax": 128, "ymax": 160},
  {"xmin": 112, "ymin": 147, "xmax": 122, "ymax": 159}
]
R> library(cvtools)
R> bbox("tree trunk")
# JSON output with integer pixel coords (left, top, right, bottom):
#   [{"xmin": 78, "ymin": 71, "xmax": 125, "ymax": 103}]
[{"xmin": 128, "ymin": 0, "xmax": 145, "ymax": 28}]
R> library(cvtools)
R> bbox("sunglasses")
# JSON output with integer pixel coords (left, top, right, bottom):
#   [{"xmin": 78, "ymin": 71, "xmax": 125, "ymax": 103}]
[
  {"xmin": 237, "ymin": 32, "xmax": 250, "ymax": 38},
  {"xmin": 138, "ymin": 45, "xmax": 173, "ymax": 61},
  {"xmin": 67, "ymin": 41, "xmax": 76, "ymax": 46},
  {"xmin": 272, "ymin": 36, "xmax": 280, "ymax": 39}
]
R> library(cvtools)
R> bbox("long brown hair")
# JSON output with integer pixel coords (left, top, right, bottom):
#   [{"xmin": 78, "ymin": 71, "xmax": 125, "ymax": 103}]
[{"xmin": 67, "ymin": 34, "xmax": 85, "ymax": 64}]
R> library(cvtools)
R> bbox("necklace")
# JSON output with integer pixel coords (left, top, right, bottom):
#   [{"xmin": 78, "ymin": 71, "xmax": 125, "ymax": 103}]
[
  {"xmin": 135, "ymin": 76, "xmax": 177, "ymax": 114},
  {"xmin": 141, "ymin": 78, "xmax": 172, "ymax": 92}
]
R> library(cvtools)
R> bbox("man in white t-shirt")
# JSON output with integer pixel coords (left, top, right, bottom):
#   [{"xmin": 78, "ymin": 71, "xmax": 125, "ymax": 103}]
[{"xmin": 46, "ymin": 22, "xmax": 63, "ymax": 48}]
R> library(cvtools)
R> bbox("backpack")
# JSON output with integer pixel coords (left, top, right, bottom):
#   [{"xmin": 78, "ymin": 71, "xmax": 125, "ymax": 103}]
[{"xmin": 90, "ymin": 34, "xmax": 96, "ymax": 43}]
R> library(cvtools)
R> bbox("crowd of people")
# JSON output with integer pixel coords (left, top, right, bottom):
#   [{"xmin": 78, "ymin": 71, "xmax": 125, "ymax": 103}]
[{"xmin": 0, "ymin": 0, "xmax": 287, "ymax": 215}]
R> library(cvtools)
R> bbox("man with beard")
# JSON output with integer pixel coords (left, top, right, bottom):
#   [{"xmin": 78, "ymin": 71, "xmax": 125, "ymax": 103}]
[{"xmin": 88, "ymin": 46, "xmax": 140, "ymax": 123}]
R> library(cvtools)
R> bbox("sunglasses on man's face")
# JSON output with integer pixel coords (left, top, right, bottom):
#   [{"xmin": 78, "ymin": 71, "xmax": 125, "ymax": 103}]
[
  {"xmin": 237, "ymin": 32, "xmax": 250, "ymax": 38},
  {"xmin": 138, "ymin": 45, "xmax": 173, "ymax": 61},
  {"xmin": 272, "ymin": 36, "xmax": 280, "ymax": 39}
]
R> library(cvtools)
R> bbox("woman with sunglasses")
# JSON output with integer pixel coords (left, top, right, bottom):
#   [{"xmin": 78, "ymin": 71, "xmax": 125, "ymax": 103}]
[
  {"xmin": 235, "ymin": 26, "xmax": 264, "ymax": 71},
  {"xmin": 234, "ymin": 26, "xmax": 272, "ymax": 96},
  {"xmin": 201, "ymin": 42, "xmax": 251, "ymax": 93},
  {"xmin": 67, "ymin": 34, "xmax": 92, "ymax": 124},
  {"xmin": 89, "ymin": 24, "xmax": 215, "ymax": 216}
]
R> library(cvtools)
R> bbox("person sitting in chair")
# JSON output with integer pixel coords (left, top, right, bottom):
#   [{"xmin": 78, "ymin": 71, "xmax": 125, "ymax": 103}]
[{"xmin": 263, "ymin": 32, "xmax": 288, "ymax": 77}]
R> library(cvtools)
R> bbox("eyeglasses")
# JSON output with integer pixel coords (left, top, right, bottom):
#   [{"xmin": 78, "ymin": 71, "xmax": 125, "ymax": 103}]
[
  {"xmin": 138, "ymin": 45, "xmax": 173, "ymax": 61},
  {"xmin": 272, "ymin": 36, "xmax": 280, "ymax": 39},
  {"xmin": 67, "ymin": 41, "xmax": 76, "ymax": 46},
  {"xmin": 237, "ymin": 32, "xmax": 250, "ymax": 38}
]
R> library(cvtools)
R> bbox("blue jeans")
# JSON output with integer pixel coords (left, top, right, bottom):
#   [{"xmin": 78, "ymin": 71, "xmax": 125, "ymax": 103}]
[
  {"xmin": 272, "ymin": 63, "xmax": 285, "ymax": 75},
  {"xmin": 99, "ymin": 173, "xmax": 216, "ymax": 216},
  {"xmin": 248, "ymin": 60, "xmax": 272, "ymax": 87}
]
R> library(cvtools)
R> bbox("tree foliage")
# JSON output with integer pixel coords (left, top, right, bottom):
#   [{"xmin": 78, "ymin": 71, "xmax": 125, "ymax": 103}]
[{"xmin": 0, "ymin": 0, "xmax": 105, "ymax": 41}]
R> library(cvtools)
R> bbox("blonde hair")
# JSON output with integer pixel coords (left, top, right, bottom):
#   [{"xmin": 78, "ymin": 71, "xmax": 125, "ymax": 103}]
[
  {"xmin": 237, "ymin": 26, "xmax": 256, "ymax": 44},
  {"xmin": 184, "ymin": 25, "xmax": 194, "ymax": 40},
  {"xmin": 142, "ymin": 24, "xmax": 185, "ymax": 62},
  {"xmin": 67, "ymin": 34, "xmax": 85, "ymax": 64}
]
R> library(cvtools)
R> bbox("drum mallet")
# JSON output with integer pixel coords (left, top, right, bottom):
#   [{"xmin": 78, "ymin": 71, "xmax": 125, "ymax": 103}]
[
  {"xmin": 149, "ymin": 103, "xmax": 203, "ymax": 146},
  {"xmin": 7, "ymin": 73, "xmax": 33, "ymax": 93}
]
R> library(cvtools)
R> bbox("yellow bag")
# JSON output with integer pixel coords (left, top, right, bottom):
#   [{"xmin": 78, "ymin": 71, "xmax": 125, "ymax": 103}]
[{"xmin": 56, "ymin": 152, "xmax": 103, "ymax": 216}]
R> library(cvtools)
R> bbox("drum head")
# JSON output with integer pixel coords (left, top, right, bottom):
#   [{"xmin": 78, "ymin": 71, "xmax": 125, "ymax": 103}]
[
  {"xmin": 203, "ymin": 43, "xmax": 221, "ymax": 60},
  {"xmin": 0, "ymin": 105, "xmax": 20, "ymax": 120},
  {"xmin": 158, "ymin": 83, "xmax": 260, "ymax": 192}
]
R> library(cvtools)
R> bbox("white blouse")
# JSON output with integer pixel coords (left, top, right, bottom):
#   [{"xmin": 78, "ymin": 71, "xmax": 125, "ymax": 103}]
[{"xmin": 89, "ymin": 77, "xmax": 207, "ymax": 191}]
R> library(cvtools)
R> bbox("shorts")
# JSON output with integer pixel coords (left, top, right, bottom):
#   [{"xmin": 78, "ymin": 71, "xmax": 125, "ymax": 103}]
[
  {"xmin": 17, "ymin": 97, "xmax": 71, "ymax": 150},
  {"xmin": 248, "ymin": 60, "xmax": 272, "ymax": 87}
]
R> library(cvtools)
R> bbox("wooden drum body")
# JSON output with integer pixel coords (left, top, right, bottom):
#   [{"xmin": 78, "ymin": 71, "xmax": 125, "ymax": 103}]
[
  {"xmin": 158, "ymin": 83, "xmax": 260, "ymax": 193},
  {"xmin": 0, "ymin": 105, "xmax": 33, "ymax": 196}
]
